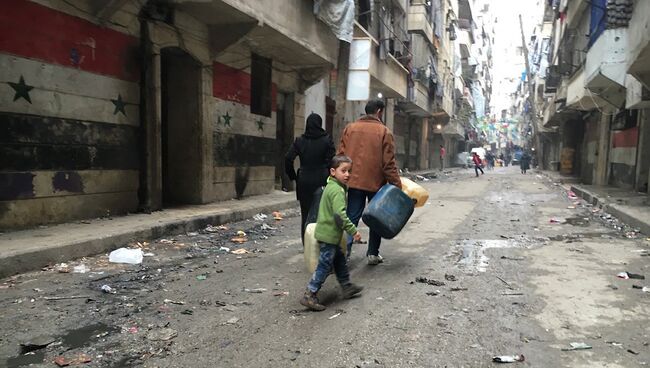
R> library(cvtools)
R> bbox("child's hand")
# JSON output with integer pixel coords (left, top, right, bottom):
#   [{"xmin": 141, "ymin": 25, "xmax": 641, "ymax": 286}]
[{"xmin": 353, "ymin": 232, "xmax": 362, "ymax": 243}]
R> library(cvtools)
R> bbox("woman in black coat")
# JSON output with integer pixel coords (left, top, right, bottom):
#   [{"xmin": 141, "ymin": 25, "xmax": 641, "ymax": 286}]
[{"xmin": 285, "ymin": 113, "xmax": 335, "ymax": 242}]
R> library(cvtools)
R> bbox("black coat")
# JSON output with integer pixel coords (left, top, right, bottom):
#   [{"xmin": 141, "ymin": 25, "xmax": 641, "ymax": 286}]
[{"xmin": 285, "ymin": 134, "xmax": 335, "ymax": 201}]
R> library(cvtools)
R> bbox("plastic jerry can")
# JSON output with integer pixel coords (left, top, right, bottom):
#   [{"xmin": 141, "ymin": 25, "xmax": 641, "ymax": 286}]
[
  {"xmin": 303, "ymin": 223, "xmax": 347, "ymax": 273},
  {"xmin": 361, "ymin": 183, "xmax": 414, "ymax": 239},
  {"xmin": 400, "ymin": 177, "xmax": 429, "ymax": 208}
]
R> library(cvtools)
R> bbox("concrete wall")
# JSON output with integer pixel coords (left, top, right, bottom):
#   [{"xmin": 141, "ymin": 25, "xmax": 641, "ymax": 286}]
[
  {"xmin": 304, "ymin": 79, "xmax": 327, "ymax": 124},
  {"xmin": 0, "ymin": 0, "xmax": 141, "ymax": 229},
  {"xmin": 636, "ymin": 109, "xmax": 650, "ymax": 192}
]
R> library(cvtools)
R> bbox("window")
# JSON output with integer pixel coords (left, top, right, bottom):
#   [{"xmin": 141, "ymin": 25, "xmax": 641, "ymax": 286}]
[{"xmin": 250, "ymin": 53, "xmax": 272, "ymax": 117}]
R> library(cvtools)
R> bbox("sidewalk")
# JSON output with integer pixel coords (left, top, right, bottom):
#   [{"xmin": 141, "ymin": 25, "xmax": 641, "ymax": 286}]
[
  {"xmin": 538, "ymin": 170, "xmax": 650, "ymax": 235},
  {"xmin": 569, "ymin": 184, "xmax": 650, "ymax": 236},
  {"xmin": 0, "ymin": 191, "xmax": 298, "ymax": 278}
]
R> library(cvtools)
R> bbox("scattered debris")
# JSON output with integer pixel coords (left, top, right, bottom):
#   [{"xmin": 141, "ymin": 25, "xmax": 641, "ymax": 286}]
[
  {"xmin": 230, "ymin": 236, "xmax": 248, "ymax": 244},
  {"xmin": 224, "ymin": 317, "xmax": 239, "ymax": 325},
  {"xmin": 54, "ymin": 353, "xmax": 92, "ymax": 367},
  {"xmin": 253, "ymin": 213, "xmax": 268, "ymax": 221},
  {"xmin": 492, "ymin": 355, "xmax": 525, "ymax": 363},
  {"xmin": 562, "ymin": 342, "xmax": 592, "ymax": 351},
  {"xmin": 502, "ymin": 292, "xmax": 524, "ymax": 296},
  {"xmin": 496, "ymin": 276, "xmax": 514, "ymax": 290},
  {"xmin": 632, "ymin": 285, "xmax": 650, "ymax": 292},
  {"xmin": 19, "ymin": 335, "xmax": 56, "ymax": 354},
  {"xmin": 444, "ymin": 274, "xmax": 457, "ymax": 282},
  {"xmin": 243, "ymin": 288, "xmax": 267, "ymax": 293},
  {"xmin": 108, "ymin": 248, "xmax": 143, "ymax": 264},
  {"xmin": 260, "ymin": 223, "xmax": 277, "ymax": 231},
  {"xmin": 450, "ymin": 287, "xmax": 468, "ymax": 291},
  {"xmin": 231, "ymin": 248, "xmax": 250, "ymax": 255},
  {"xmin": 100, "ymin": 285, "xmax": 116, "ymax": 294},
  {"xmin": 56, "ymin": 263, "xmax": 71, "ymax": 273},
  {"xmin": 500, "ymin": 256, "xmax": 525, "ymax": 261},
  {"xmin": 219, "ymin": 246, "xmax": 231, "ymax": 253},
  {"xmin": 273, "ymin": 291, "xmax": 290, "ymax": 297},
  {"xmin": 272, "ymin": 211, "xmax": 283, "ymax": 220},
  {"xmin": 627, "ymin": 349, "xmax": 639, "ymax": 355},
  {"xmin": 549, "ymin": 217, "xmax": 566, "ymax": 224},
  {"xmin": 617, "ymin": 272, "xmax": 645, "ymax": 280},
  {"xmin": 44, "ymin": 295, "xmax": 91, "ymax": 301},
  {"xmin": 72, "ymin": 264, "xmax": 88, "ymax": 274},
  {"xmin": 181, "ymin": 310, "xmax": 194, "ymax": 315},
  {"xmin": 328, "ymin": 312, "xmax": 341, "ymax": 320},
  {"xmin": 205, "ymin": 225, "xmax": 228, "ymax": 233},
  {"xmin": 163, "ymin": 299, "xmax": 185, "ymax": 305},
  {"xmin": 414, "ymin": 277, "xmax": 445, "ymax": 286},
  {"xmin": 426, "ymin": 290, "xmax": 441, "ymax": 296},
  {"xmin": 196, "ymin": 275, "xmax": 207, "ymax": 280},
  {"xmin": 146, "ymin": 328, "xmax": 177, "ymax": 341}
]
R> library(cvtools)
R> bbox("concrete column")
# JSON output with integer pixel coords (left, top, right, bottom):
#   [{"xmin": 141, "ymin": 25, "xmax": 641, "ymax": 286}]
[
  {"xmin": 420, "ymin": 118, "xmax": 429, "ymax": 169},
  {"xmin": 594, "ymin": 113, "xmax": 610, "ymax": 185},
  {"xmin": 636, "ymin": 109, "xmax": 650, "ymax": 192},
  {"xmin": 384, "ymin": 99, "xmax": 395, "ymax": 131}
]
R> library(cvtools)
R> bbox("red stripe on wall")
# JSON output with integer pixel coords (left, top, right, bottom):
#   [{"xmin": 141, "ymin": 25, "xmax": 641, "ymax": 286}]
[
  {"xmin": 612, "ymin": 127, "xmax": 638, "ymax": 148},
  {"xmin": 213, "ymin": 62, "xmax": 276, "ymax": 111},
  {"xmin": 0, "ymin": 0, "xmax": 139, "ymax": 82}
]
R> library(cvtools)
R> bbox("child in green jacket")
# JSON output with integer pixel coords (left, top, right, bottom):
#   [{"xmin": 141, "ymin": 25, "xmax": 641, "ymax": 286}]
[{"xmin": 301, "ymin": 155, "xmax": 363, "ymax": 311}]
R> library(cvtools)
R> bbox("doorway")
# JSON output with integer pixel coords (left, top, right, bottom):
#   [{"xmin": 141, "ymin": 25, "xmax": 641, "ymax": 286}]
[
  {"xmin": 275, "ymin": 93, "xmax": 295, "ymax": 191},
  {"xmin": 160, "ymin": 48, "xmax": 202, "ymax": 205}
]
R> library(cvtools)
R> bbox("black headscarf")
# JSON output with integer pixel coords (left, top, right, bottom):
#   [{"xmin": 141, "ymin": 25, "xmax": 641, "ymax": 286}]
[{"xmin": 303, "ymin": 113, "xmax": 326, "ymax": 138}]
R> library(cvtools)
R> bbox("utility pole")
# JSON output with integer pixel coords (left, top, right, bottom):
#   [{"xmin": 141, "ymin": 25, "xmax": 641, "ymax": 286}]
[{"xmin": 518, "ymin": 14, "xmax": 541, "ymax": 158}]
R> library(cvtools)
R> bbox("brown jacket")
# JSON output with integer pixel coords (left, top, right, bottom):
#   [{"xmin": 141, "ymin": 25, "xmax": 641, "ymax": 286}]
[{"xmin": 338, "ymin": 115, "xmax": 401, "ymax": 192}]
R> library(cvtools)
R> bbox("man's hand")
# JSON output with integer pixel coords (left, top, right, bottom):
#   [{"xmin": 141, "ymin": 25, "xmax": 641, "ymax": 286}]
[{"xmin": 353, "ymin": 232, "xmax": 362, "ymax": 243}]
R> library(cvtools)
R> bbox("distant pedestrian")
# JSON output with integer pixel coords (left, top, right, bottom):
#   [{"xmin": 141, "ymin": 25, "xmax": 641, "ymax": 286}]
[
  {"xmin": 439, "ymin": 145, "xmax": 446, "ymax": 171},
  {"xmin": 520, "ymin": 151, "xmax": 531, "ymax": 174},
  {"xmin": 486, "ymin": 151, "xmax": 495, "ymax": 170},
  {"xmin": 285, "ymin": 113, "xmax": 335, "ymax": 243},
  {"xmin": 338, "ymin": 99, "xmax": 401, "ymax": 265},
  {"xmin": 472, "ymin": 152, "xmax": 484, "ymax": 177},
  {"xmin": 300, "ymin": 155, "xmax": 363, "ymax": 311}
]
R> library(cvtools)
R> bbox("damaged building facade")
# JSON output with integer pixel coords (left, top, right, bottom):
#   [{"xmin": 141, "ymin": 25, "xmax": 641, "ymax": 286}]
[
  {"xmin": 533, "ymin": 0, "xmax": 650, "ymax": 194},
  {"xmin": 1, "ymin": 0, "xmax": 494, "ymax": 229}
]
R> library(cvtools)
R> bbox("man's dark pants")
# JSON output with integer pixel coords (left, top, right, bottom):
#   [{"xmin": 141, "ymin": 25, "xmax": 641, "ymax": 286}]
[{"xmin": 346, "ymin": 188, "xmax": 381, "ymax": 256}]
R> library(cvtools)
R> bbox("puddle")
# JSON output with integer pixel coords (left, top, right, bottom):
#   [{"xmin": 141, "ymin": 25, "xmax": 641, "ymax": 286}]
[
  {"xmin": 565, "ymin": 217, "xmax": 590, "ymax": 227},
  {"xmin": 457, "ymin": 239, "xmax": 519, "ymax": 272},
  {"xmin": 61, "ymin": 323, "xmax": 118, "ymax": 350},
  {"xmin": 6, "ymin": 351, "xmax": 46, "ymax": 368},
  {"xmin": 5, "ymin": 323, "xmax": 117, "ymax": 368}
]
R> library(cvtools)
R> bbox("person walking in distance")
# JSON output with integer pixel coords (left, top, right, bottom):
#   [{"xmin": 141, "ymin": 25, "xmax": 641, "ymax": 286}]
[
  {"xmin": 285, "ymin": 113, "xmax": 335, "ymax": 243},
  {"xmin": 439, "ymin": 145, "xmax": 446, "ymax": 171},
  {"xmin": 472, "ymin": 152, "xmax": 484, "ymax": 177},
  {"xmin": 338, "ymin": 100, "xmax": 401, "ymax": 265}
]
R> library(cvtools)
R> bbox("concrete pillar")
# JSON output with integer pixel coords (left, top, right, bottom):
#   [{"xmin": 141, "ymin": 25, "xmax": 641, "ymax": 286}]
[
  {"xmin": 594, "ymin": 113, "xmax": 610, "ymax": 185},
  {"xmin": 636, "ymin": 109, "xmax": 650, "ymax": 192},
  {"xmin": 420, "ymin": 118, "xmax": 429, "ymax": 169},
  {"xmin": 384, "ymin": 99, "xmax": 395, "ymax": 131}
]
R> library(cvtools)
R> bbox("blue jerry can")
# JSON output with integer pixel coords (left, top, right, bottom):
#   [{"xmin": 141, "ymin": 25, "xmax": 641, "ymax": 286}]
[{"xmin": 362, "ymin": 184, "xmax": 415, "ymax": 239}]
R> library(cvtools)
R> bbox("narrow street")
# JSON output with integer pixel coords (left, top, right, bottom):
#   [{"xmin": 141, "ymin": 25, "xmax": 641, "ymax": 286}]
[{"xmin": 1, "ymin": 167, "xmax": 648, "ymax": 368}]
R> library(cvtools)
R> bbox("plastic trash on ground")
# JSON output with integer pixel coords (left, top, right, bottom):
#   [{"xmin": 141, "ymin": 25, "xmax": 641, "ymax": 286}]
[
  {"xmin": 492, "ymin": 355, "xmax": 525, "ymax": 363},
  {"xmin": 562, "ymin": 342, "xmax": 592, "ymax": 351},
  {"xmin": 108, "ymin": 248, "xmax": 144, "ymax": 264},
  {"xmin": 400, "ymin": 177, "xmax": 429, "ymax": 208}
]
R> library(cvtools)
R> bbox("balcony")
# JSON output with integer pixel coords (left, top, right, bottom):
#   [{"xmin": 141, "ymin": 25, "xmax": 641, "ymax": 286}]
[
  {"xmin": 179, "ymin": 0, "xmax": 338, "ymax": 72},
  {"xmin": 400, "ymin": 80, "xmax": 432, "ymax": 117},
  {"xmin": 408, "ymin": 3, "xmax": 434, "ymax": 46},
  {"xmin": 458, "ymin": 30, "xmax": 473, "ymax": 59},
  {"xmin": 565, "ymin": 66, "xmax": 607, "ymax": 111},
  {"xmin": 627, "ymin": 0, "xmax": 650, "ymax": 88},
  {"xmin": 441, "ymin": 120, "xmax": 465, "ymax": 139},
  {"xmin": 585, "ymin": 29, "xmax": 628, "ymax": 109},
  {"xmin": 346, "ymin": 23, "xmax": 409, "ymax": 100}
]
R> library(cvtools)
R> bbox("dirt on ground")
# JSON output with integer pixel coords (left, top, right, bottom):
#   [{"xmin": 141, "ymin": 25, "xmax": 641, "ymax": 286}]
[{"xmin": 1, "ymin": 168, "xmax": 648, "ymax": 368}]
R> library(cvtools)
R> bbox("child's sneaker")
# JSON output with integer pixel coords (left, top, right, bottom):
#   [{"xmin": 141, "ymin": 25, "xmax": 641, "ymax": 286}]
[
  {"xmin": 300, "ymin": 290, "xmax": 326, "ymax": 311},
  {"xmin": 341, "ymin": 283, "xmax": 363, "ymax": 299}
]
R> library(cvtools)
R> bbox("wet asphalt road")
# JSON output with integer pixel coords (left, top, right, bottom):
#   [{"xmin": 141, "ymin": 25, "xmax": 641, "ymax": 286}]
[{"xmin": 1, "ymin": 166, "xmax": 648, "ymax": 368}]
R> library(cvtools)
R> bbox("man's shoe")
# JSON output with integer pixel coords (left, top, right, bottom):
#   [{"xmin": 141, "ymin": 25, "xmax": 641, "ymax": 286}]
[
  {"xmin": 341, "ymin": 283, "xmax": 363, "ymax": 299},
  {"xmin": 300, "ymin": 290, "xmax": 326, "ymax": 311},
  {"xmin": 367, "ymin": 255, "xmax": 384, "ymax": 265}
]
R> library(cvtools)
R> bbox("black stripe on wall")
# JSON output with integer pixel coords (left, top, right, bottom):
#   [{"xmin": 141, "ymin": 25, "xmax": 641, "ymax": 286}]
[
  {"xmin": 213, "ymin": 132, "xmax": 278, "ymax": 167},
  {"xmin": 0, "ymin": 112, "xmax": 138, "ymax": 171}
]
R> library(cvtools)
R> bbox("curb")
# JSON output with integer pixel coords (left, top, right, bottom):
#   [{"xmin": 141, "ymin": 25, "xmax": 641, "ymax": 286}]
[
  {"xmin": 570, "ymin": 185, "xmax": 650, "ymax": 235},
  {"xmin": 0, "ymin": 198, "xmax": 298, "ymax": 279}
]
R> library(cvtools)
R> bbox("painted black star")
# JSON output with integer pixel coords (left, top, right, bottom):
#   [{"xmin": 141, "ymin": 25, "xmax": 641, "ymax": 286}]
[
  {"xmin": 256, "ymin": 118, "xmax": 264, "ymax": 131},
  {"xmin": 222, "ymin": 112, "xmax": 232, "ymax": 127},
  {"xmin": 8, "ymin": 75, "xmax": 34, "ymax": 104},
  {"xmin": 111, "ymin": 94, "xmax": 127, "ymax": 116}
]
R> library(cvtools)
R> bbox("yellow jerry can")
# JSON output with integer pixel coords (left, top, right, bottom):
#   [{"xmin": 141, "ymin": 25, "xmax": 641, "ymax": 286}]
[
  {"xmin": 400, "ymin": 177, "xmax": 429, "ymax": 208},
  {"xmin": 303, "ymin": 223, "xmax": 348, "ymax": 273}
]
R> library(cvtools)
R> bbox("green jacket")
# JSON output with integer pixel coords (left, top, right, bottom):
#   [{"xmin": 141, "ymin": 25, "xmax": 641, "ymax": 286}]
[{"xmin": 314, "ymin": 176, "xmax": 358, "ymax": 245}]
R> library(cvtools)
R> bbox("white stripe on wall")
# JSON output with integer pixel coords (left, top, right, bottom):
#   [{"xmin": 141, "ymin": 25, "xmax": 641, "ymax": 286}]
[
  {"xmin": 0, "ymin": 54, "xmax": 138, "ymax": 125},
  {"xmin": 213, "ymin": 99, "xmax": 276, "ymax": 139},
  {"xmin": 609, "ymin": 147, "xmax": 637, "ymax": 166}
]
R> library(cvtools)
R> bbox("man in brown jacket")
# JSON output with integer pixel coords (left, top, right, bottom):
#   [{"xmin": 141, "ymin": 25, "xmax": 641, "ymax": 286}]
[{"xmin": 338, "ymin": 100, "xmax": 401, "ymax": 265}]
